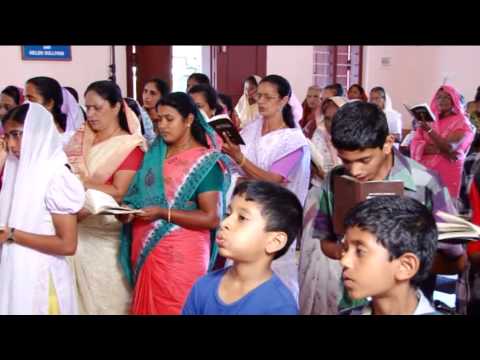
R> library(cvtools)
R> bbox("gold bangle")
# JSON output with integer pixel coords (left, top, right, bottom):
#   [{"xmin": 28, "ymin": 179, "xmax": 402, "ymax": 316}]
[
  {"xmin": 167, "ymin": 207, "xmax": 172, "ymax": 223},
  {"xmin": 238, "ymin": 153, "xmax": 246, "ymax": 167}
]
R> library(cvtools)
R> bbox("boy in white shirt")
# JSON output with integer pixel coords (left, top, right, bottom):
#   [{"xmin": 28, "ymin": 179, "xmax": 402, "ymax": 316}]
[{"xmin": 339, "ymin": 196, "xmax": 440, "ymax": 315}]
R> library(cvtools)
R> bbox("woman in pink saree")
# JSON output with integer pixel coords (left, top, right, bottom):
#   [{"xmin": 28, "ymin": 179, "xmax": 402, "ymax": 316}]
[
  {"xmin": 411, "ymin": 85, "xmax": 474, "ymax": 198},
  {"xmin": 118, "ymin": 92, "xmax": 231, "ymax": 315}
]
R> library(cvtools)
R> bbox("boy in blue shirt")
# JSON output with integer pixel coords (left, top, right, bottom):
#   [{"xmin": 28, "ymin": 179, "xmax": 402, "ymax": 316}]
[
  {"xmin": 182, "ymin": 180, "xmax": 302, "ymax": 315},
  {"xmin": 339, "ymin": 196, "xmax": 440, "ymax": 315}
]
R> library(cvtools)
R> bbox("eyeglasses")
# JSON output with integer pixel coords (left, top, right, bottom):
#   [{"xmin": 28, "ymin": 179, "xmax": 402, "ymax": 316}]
[
  {"xmin": 3, "ymin": 130, "xmax": 23, "ymax": 141},
  {"xmin": 436, "ymin": 94, "xmax": 452, "ymax": 101},
  {"xmin": 254, "ymin": 93, "xmax": 280, "ymax": 102}
]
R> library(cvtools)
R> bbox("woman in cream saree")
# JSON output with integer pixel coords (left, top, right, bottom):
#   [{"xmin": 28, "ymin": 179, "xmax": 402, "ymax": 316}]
[{"xmin": 65, "ymin": 81, "xmax": 146, "ymax": 315}]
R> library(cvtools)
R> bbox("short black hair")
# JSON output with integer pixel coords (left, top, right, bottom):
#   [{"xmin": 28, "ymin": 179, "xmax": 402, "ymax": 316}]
[
  {"xmin": 187, "ymin": 73, "xmax": 210, "ymax": 86},
  {"xmin": 325, "ymin": 83, "xmax": 344, "ymax": 97},
  {"xmin": 331, "ymin": 101, "xmax": 389, "ymax": 150},
  {"xmin": 344, "ymin": 196, "xmax": 437, "ymax": 287},
  {"xmin": 232, "ymin": 180, "xmax": 303, "ymax": 260}
]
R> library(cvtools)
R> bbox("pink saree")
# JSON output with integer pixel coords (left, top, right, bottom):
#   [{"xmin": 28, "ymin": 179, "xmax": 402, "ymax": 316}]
[
  {"xmin": 411, "ymin": 85, "xmax": 474, "ymax": 198},
  {"xmin": 130, "ymin": 147, "xmax": 214, "ymax": 315}
]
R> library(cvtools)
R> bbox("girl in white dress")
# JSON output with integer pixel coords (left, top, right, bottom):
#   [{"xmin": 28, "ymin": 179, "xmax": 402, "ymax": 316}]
[{"xmin": 0, "ymin": 103, "xmax": 85, "ymax": 315}]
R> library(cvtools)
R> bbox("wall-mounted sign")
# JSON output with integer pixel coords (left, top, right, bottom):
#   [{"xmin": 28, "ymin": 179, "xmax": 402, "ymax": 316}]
[{"xmin": 21, "ymin": 45, "xmax": 72, "ymax": 61}]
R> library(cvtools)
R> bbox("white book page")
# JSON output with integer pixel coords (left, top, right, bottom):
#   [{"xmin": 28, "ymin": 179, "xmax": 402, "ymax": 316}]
[{"xmin": 436, "ymin": 211, "xmax": 480, "ymax": 234}]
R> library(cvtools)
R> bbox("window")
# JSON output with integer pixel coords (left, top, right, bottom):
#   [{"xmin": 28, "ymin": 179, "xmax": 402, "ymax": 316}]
[
  {"xmin": 313, "ymin": 46, "xmax": 363, "ymax": 90},
  {"xmin": 172, "ymin": 46, "xmax": 203, "ymax": 92}
]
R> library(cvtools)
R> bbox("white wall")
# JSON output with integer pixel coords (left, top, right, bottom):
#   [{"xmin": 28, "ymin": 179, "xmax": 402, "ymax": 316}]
[
  {"xmin": 363, "ymin": 46, "xmax": 479, "ymax": 129},
  {"xmin": 267, "ymin": 46, "xmax": 314, "ymax": 102},
  {"xmin": 5, "ymin": 44, "xmax": 477, "ymax": 130},
  {"xmin": 0, "ymin": 45, "xmax": 127, "ymax": 105}
]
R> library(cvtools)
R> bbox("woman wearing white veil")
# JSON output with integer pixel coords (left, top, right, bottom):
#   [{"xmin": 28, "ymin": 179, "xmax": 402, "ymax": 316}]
[
  {"xmin": 61, "ymin": 87, "xmax": 85, "ymax": 146},
  {"xmin": 235, "ymin": 75, "xmax": 262, "ymax": 129},
  {"xmin": 369, "ymin": 86, "xmax": 403, "ymax": 145},
  {"xmin": 0, "ymin": 103, "xmax": 85, "ymax": 315}
]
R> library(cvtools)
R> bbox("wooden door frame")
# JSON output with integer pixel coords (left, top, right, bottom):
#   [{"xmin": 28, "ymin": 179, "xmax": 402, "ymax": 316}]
[
  {"xmin": 127, "ymin": 46, "xmax": 268, "ymax": 99},
  {"xmin": 210, "ymin": 46, "xmax": 267, "ymax": 91},
  {"xmin": 358, "ymin": 46, "xmax": 364, "ymax": 85},
  {"xmin": 126, "ymin": 46, "xmax": 134, "ymax": 98},
  {"xmin": 125, "ymin": 46, "xmax": 172, "ymax": 101}
]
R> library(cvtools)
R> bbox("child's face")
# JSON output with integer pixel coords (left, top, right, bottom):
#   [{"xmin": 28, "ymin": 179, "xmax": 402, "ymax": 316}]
[
  {"xmin": 340, "ymin": 226, "xmax": 398, "ymax": 300},
  {"xmin": 217, "ymin": 194, "xmax": 279, "ymax": 262},
  {"xmin": 337, "ymin": 141, "xmax": 393, "ymax": 182}
]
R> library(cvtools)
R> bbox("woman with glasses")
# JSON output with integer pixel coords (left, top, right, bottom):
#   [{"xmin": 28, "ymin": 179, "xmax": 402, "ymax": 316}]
[
  {"xmin": 221, "ymin": 74, "xmax": 310, "ymax": 302},
  {"xmin": 0, "ymin": 103, "xmax": 85, "ymax": 314},
  {"xmin": 0, "ymin": 87, "xmax": 25, "ymax": 189}
]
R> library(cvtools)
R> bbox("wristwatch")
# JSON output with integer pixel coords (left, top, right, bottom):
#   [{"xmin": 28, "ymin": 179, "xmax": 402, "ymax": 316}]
[{"xmin": 7, "ymin": 228, "xmax": 15, "ymax": 243}]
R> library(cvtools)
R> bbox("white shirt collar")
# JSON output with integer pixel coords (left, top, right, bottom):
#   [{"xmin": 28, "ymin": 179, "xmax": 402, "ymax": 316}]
[{"xmin": 358, "ymin": 290, "xmax": 435, "ymax": 315}]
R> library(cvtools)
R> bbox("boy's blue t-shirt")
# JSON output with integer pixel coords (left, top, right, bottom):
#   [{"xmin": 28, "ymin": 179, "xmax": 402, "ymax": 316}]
[{"xmin": 182, "ymin": 267, "xmax": 299, "ymax": 315}]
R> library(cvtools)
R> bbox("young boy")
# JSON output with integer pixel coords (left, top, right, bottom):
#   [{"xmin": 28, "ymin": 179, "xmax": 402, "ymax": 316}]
[
  {"xmin": 303, "ymin": 101, "xmax": 464, "ymax": 310},
  {"xmin": 182, "ymin": 180, "xmax": 302, "ymax": 315},
  {"xmin": 339, "ymin": 196, "xmax": 439, "ymax": 315}
]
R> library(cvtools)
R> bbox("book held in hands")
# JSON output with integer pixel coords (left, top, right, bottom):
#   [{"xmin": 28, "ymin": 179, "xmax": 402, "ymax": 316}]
[
  {"xmin": 84, "ymin": 189, "xmax": 144, "ymax": 215},
  {"xmin": 436, "ymin": 211, "xmax": 480, "ymax": 243},
  {"xmin": 403, "ymin": 103, "xmax": 436, "ymax": 122},
  {"xmin": 333, "ymin": 175, "xmax": 404, "ymax": 234},
  {"xmin": 208, "ymin": 114, "xmax": 245, "ymax": 145}
]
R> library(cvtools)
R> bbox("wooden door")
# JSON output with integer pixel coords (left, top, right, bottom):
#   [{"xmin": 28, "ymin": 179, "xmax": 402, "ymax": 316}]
[
  {"xmin": 126, "ymin": 46, "xmax": 172, "ymax": 104},
  {"xmin": 212, "ymin": 46, "xmax": 267, "ymax": 105}
]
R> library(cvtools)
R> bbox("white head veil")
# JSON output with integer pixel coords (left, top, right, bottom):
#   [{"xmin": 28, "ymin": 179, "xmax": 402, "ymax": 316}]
[
  {"xmin": 61, "ymin": 88, "xmax": 84, "ymax": 133},
  {"xmin": 0, "ymin": 102, "xmax": 67, "ymax": 234}
]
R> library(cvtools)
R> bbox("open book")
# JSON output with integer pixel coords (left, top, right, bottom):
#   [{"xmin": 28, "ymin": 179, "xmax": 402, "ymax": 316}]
[
  {"xmin": 403, "ymin": 103, "xmax": 436, "ymax": 122},
  {"xmin": 333, "ymin": 175, "xmax": 404, "ymax": 234},
  {"xmin": 83, "ymin": 189, "xmax": 144, "ymax": 215},
  {"xmin": 436, "ymin": 211, "xmax": 480, "ymax": 242},
  {"xmin": 208, "ymin": 114, "xmax": 245, "ymax": 145}
]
